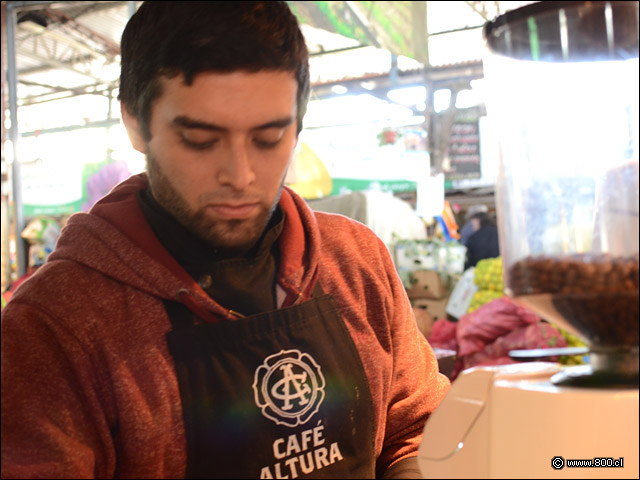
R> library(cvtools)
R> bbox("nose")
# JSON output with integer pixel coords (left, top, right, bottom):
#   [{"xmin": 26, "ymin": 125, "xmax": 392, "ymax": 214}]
[{"xmin": 217, "ymin": 139, "xmax": 256, "ymax": 190}]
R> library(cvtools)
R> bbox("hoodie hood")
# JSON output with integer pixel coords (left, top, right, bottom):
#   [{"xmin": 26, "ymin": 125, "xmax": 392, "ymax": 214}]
[{"xmin": 48, "ymin": 173, "xmax": 320, "ymax": 322}]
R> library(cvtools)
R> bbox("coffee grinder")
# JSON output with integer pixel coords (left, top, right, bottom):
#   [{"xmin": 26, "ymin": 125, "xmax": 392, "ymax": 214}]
[{"xmin": 418, "ymin": 2, "xmax": 639, "ymax": 477}]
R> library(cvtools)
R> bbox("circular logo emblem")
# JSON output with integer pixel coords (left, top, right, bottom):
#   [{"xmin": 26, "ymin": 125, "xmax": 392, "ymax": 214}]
[
  {"xmin": 551, "ymin": 456, "xmax": 565, "ymax": 470},
  {"xmin": 253, "ymin": 349, "xmax": 325, "ymax": 427}
]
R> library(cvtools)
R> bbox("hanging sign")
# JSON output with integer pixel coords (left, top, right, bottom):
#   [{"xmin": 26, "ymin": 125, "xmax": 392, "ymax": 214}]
[{"xmin": 446, "ymin": 107, "xmax": 482, "ymax": 181}]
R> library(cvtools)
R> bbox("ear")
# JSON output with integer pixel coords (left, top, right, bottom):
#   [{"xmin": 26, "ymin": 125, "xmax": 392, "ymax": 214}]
[{"xmin": 120, "ymin": 103, "xmax": 146, "ymax": 153}]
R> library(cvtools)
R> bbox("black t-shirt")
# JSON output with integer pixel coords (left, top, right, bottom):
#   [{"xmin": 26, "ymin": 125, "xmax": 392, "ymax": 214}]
[
  {"xmin": 464, "ymin": 225, "xmax": 500, "ymax": 270},
  {"xmin": 138, "ymin": 188, "xmax": 284, "ymax": 316}
]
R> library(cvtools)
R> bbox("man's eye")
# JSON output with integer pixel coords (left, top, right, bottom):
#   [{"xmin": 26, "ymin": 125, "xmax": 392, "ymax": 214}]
[
  {"xmin": 180, "ymin": 135, "xmax": 218, "ymax": 151},
  {"xmin": 253, "ymin": 138, "xmax": 281, "ymax": 149}
]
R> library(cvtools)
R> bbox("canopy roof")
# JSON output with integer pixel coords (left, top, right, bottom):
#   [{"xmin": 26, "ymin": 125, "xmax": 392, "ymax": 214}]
[{"xmin": 4, "ymin": 1, "xmax": 535, "ymax": 107}]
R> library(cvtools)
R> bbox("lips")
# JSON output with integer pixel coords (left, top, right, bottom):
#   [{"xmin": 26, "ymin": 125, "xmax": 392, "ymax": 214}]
[{"xmin": 207, "ymin": 202, "xmax": 259, "ymax": 219}]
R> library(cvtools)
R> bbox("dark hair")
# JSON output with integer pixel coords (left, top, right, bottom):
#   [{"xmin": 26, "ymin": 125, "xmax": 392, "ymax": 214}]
[
  {"xmin": 471, "ymin": 211, "xmax": 496, "ymax": 228},
  {"xmin": 118, "ymin": 1, "xmax": 310, "ymax": 140}
]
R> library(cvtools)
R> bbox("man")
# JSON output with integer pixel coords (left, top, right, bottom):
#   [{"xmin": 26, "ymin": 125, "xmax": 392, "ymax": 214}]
[
  {"xmin": 463, "ymin": 211, "xmax": 501, "ymax": 270},
  {"xmin": 459, "ymin": 204, "xmax": 489, "ymax": 247},
  {"xmin": 1, "ymin": 2, "xmax": 450, "ymax": 478}
]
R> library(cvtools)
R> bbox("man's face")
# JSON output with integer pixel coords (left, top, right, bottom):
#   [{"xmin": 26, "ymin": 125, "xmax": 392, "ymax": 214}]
[{"xmin": 143, "ymin": 71, "xmax": 299, "ymax": 255}]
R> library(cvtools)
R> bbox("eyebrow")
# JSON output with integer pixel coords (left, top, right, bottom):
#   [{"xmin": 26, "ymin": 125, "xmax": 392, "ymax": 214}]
[{"xmin": 171, "ymin": 115, "xmax": 294, "ymax": 132}]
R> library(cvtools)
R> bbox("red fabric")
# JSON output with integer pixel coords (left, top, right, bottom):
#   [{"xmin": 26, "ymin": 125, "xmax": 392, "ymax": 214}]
[
  {"xmin": 426, "ymin": 298, "xmax": 569, "ymax": 380},
  {"xmin": 454, "ymin": 298, "xmax": 567, "ymax": 378},
  {"xmin": 1, "ymin": 174, "xmax": 450, "ymax": 479},
  {"xmin": 462, "ymin": 322, "xmax": 567, "ymax": 370},
  {"xmin": 456, "ymin": 297, "xmax": 541, "ymax": 357},
  {"xmin": 427, "ymin": 318, "xmax": 459, "ymax": 352}
]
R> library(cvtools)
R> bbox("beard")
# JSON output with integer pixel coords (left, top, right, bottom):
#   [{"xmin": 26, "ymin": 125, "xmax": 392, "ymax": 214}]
[{"xmin": 146, "ymin": 151, "xmax": 282, "ymax": 256}]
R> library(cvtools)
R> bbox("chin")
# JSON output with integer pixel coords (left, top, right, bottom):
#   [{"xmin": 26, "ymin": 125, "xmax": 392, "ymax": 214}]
[{"xmin": 201, "ymin": 224, "xmax": 261, "ymax": 252}]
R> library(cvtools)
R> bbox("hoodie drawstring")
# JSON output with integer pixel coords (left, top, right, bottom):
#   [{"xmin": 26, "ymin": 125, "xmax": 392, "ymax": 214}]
[{"xmin": 176, "ymin": 289, "xmax": 235, "ymax": 323}]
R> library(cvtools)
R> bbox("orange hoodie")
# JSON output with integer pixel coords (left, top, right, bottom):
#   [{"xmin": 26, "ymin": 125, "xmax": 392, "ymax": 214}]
[{"xmin": 1, "ymin": 173, "xmax": 450, "ymax": 478}]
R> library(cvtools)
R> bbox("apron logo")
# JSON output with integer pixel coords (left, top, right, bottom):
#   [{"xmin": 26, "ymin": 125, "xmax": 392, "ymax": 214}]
[{"xmin": 253, "ymin": 349, "xmax": 325, "ymax": 428}]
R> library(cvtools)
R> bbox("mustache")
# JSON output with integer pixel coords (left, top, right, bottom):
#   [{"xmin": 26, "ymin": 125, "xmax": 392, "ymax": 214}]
[{"xmin": 196, "ymin": 178, "xmax": 286, "ymax": 207}]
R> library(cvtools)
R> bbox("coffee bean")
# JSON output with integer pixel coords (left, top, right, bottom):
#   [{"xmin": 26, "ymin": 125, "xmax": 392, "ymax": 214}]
[{"xmin": 509, "ymin": 253, "xmax": 639, "ymax": 347}]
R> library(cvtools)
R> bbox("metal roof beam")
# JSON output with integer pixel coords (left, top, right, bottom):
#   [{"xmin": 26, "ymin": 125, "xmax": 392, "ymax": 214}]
[
  {"xmin": 17, "ymin": 49, "xmax": 104, "ymax": 82},
  {"xmin": 310, "ymin": 44, "xmax": 369, "ymax": 57},
  {"xmin": 19, "ymin": 19, "xmax": 104, "ymax": 60},
  {"xmin": 464, "ymin": 1, "xmax": 492, "ymax": 22},
  {"xmin": 43, "ymin": 6, "xmax": 121, "ymax": 56},
  {"xmin": 18, "ymin": 81, "xmax": 115, "ymax": 106}
]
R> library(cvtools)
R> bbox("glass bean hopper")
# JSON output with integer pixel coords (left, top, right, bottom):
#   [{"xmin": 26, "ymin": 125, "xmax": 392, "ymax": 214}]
[{"xmin": 483, "ymin": 1, "xmax": 639, "ymax": 387}]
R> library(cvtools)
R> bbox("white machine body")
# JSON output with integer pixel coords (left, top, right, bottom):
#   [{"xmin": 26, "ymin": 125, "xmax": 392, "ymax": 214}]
[{"xmin": 418, "ymin": 362, "xmax": 639, "ymax": 478}]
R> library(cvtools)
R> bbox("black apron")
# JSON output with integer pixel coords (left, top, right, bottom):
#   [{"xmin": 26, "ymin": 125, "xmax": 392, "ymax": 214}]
[{"xmin": 164, "ymin": 288, "xmax": 376, "ymax": 479}]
